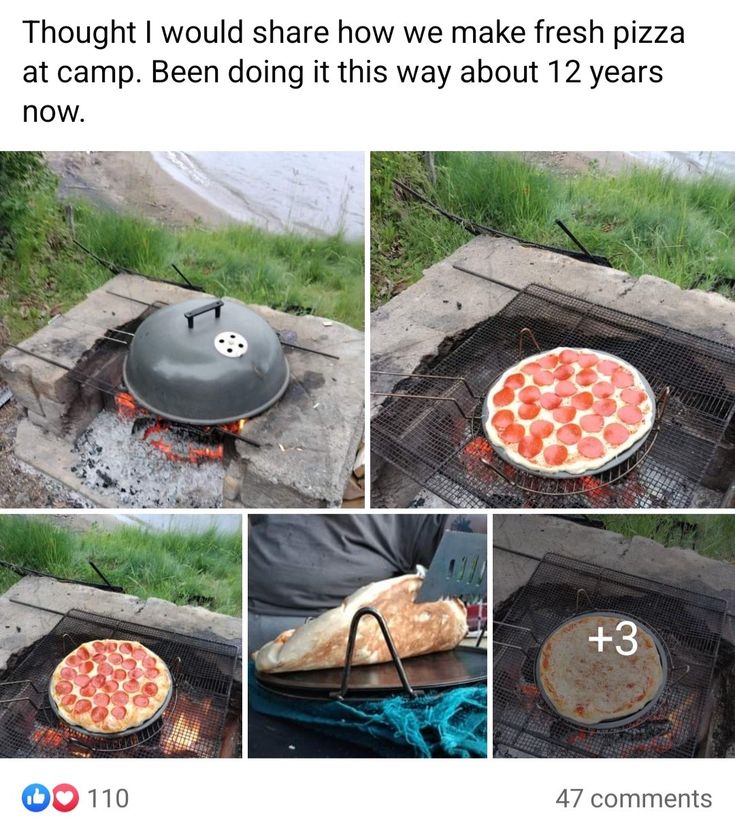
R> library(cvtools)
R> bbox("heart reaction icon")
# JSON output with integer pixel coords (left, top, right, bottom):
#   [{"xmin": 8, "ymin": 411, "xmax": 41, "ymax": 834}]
[{"xmin": 52, "ymin": 783, "xmax": 80, "ymax": 812}]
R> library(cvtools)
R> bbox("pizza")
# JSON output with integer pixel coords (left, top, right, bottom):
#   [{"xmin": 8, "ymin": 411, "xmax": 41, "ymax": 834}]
[
  {"xmin": 484, "ymin": 348, "xmax": 654, "ymax": 475},
  {"xmin": 50, "ymin": 640, "xmax": 172, "ymax": 734},
  {"xmin": 538, "ymin": 615, "xmax": 664, "ymax": 725},
  {"xmin": 254, "ymin": 574, "xmax": 467, "ymax": 674}
]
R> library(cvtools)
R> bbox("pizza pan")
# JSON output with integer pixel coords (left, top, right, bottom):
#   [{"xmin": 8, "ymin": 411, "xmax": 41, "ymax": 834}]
[
  {"xmin": 47, "ymin": 668, "xmax": 174, "ymax": 740},
  {"xmin": 481, "ymin": 348, "xmax": 657, "ymax": 480},
  {"xmin": 255, "ymin": 646, "xmax": 487, "ymax": 701},
  {"xmin": 533, "ymin": 611, "xmax": 669, "ymax": 730}
]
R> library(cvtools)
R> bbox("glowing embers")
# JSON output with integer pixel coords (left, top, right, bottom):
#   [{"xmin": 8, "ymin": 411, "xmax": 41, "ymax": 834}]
[{"xmin": 113, "ymin": 392, "xmax": 246, "ymax": 464}]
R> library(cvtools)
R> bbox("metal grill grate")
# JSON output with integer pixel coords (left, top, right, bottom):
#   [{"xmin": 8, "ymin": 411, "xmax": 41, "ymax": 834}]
[
  {"xmin": 493, "ymin": 553, "xmax": 726, "ymax": 758},
  {"xmin": 372, "ymin": 283, "xmax": 735, "ymax": 508},
  {"xmin": 0, "ymin": 609, "xmax": 238, "ymax": 758}
]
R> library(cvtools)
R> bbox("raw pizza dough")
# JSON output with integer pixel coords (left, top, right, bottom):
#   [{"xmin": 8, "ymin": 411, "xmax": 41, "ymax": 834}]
[
  {"xmin": 484, "ymin": 348, "xmax": 654, "ymax": 475},
  {"xmin": 538, "ymin": 614, "xmax": 664, "ymax": 725},
  {"xmin": 50, "ymin": 639, "xmax": 172, "ymax": 734},
  {"xmin": 253, "ymin": 574, "xmax": 468, "ymax": 674}
]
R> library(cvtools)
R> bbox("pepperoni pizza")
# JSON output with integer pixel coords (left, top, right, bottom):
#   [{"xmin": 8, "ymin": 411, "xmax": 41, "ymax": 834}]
[
  {"xmin": 484, "ymin": 348, "xmax": 654, "ymax": 475},
  {"xmin": 50, "ymin": 640, "xmax": 172, "ymax": 734}
]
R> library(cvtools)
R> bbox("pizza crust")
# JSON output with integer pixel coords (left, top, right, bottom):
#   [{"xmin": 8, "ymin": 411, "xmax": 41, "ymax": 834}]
[
  {"xmin": 538, "ymin": 615, "xmax": 664, "ymax": 725},
  {"xmin": 50, "ymin": 640, "xmax": 172, "ymax": 734},
  {"xmin": 484, "ymin": 347, "xmax": 655, "ymax": 475},
  {"xmin": 253, "ymin": 574, "xmax": 468, "ymax": 674}
]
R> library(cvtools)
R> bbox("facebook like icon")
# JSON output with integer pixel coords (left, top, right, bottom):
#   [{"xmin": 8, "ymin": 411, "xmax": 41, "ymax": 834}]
[{"xmin": 22, "ymin": 783, "xmax": 51, "ymax": 812}]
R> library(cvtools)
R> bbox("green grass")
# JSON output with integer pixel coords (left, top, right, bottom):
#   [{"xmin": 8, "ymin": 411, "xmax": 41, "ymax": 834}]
[
  {"xmin": 371, "ymin": 151, "xmax": 735, "ymax": 307},
  {"xmin": 0, "ymin": 157, "xmax": 364, "ymax": 342},
  {"xmin": 0, "ymin": 517, "xmax": 242, "ymax": 616},
  {"xmin": 599, "ymin": 515, "xmax": 735, "ymax": 564}
]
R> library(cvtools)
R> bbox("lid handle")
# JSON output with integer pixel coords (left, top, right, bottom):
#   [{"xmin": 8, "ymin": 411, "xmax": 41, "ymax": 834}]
[{"xmin": 185, "ymin": 299, "xmax": 224, "ymax": 329}]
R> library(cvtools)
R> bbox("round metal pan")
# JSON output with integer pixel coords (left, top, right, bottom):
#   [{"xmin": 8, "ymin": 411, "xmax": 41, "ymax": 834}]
[
  {"xmin": 534, "ymin": 611, "xmax": 669, "ymax": 730},
  {"xmin": 481, "ymin": 349, "xmax": 656, "ymax": 479},
  {"xmin": 48, "ymin": 676, "xmax": 174, "ymax": 740},
  {"xmin": 256, "ymin": 646, "xmax": 487, "ymax": 701}
]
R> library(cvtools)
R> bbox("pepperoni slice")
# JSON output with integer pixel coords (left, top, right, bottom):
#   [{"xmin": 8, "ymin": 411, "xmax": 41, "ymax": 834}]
[
  {"xmin": 543, "ymin": 444, "xmax": 568, "ymax": 465},
  {"xmin": 60, "ymin": 667, "xmax": 75, "ymax": 681},
  {"xmin": 592, "ymin": 381, "xmax": 614, "ymax": 398},
  {"xmin": 593, "ymin": 398, "xmax": 617, "ymax": 417},
  {"xmin": 73, "ymin": 699, "xmax": 91, "ymax": 715},
  {"xmin": 559, "ymin": 349, "xmax": 579, "ymax": 364},
  {"xmin": 537, "ymin": 353, "xmax": 558, "ymax": 369},
  {"xmin": 111, "ymin": 691, "xmax": 129, "ymax": 706},
  {"xmin": 67, "ymin": 654, "xmax": 81, "ymax": 667},
  {"xmin": 130, "ymin": 668, "xmax": 145, "ymax": 680},
  {"xmin": 98, "ymin": 662, "xmax": 113, "ymax": 676},
  {"xmin": 77, "ymin": 646, "xmax": 91, "ymax": 661},
  {"xmin": 501, "ymin": 423, "xmax": 525, "ymax": 444},
  {"xmin": 518, "ymin": 435, "xmax": 543, "ymax": 460},
  {"xmin": 80, "ymin": 684, "xmax": 96, "ymax": 698},
  {"xmin": 578, "ymin": 436, "xmax": 605, "ymax": 459},
  {"xmin": 91, "ymin": 706, "xmax": 109, "ymax": 724},
  {"xmin": 104, "ymin": 641, "xmax": 118, "ymax": 653},
  {"xmin": 93, "ymin": 641, "xmax": 106, "ymax": 653},
  {"xmin": 576, "ymin": 369, "xmax": 598, "ymax": 387},
  {"xmin": 61, "ymin": 693, "xmax": 77, "ymax": 707},
  {"xmin": 539, "ymin": 392, "xmax": 562, "ymax": 410},
  {"xmin": 144, "ymin": 668, "xmax": 159, "ymax": 680},
  {"xmin": 493, "ymin": 387, "xmax": 514, "ymax": 407},
  {"xmin": 604, "ymin": 423, "xmax": 630, "ymax": 446},
  {"xmin": 123, "ymin": 679, "xmax": 140, "ymax": 693},
  {"xmin": 109, "ymin": 653, "xmax": 123, "ymax": 666},
  {"xmin": 91, "ymin": 674, "xmax": 106, "ymax": 688},
  {"xmin": 621, "ymin": 387, "xmax": 646, "ymax": 405},
  {"xmin": 555, "ymin": 381, "xmax": 577, "ymax": 398},
  {"xmin": 491, "ymin": 409, "xmax": 514, "ymax": 430},
  {"xmin": 142, "ymin": 682, "xmax": 159, "ymax": 697},
  {"xmin": 119, "ymin": 642, "xmax": 134, "ymax": 656},
  {"xmin": 112, "ymin": 706, "xmax": 127, "ymax": 720},
  {"xmin": 122, "ymin": 658, "xmax": 136, "ymax": 671},
  {"xmin": 113, "ymin": 669, "xmax": 127, "ymax": 682},
  {"xmin": 532, "ymin": 370, "xmax": 554, "ymax": 386},
  {"xmin": 553, "ymin": 364, "xmax": 575, "ymax": 381},
  {"xmin": 103, "ymin": 680, "xmax": 119, "ymax": 694},
  {"xmin": 521, "ymin": 362, "xmax": 542, "ymax": 375},
  {"xmin": 618, "ymin": 405, "xmax": 643, "ymax": 424},
  {"xmin": 580, "ymin": 414, "xmax": 604, "ymax": 433},
  {"xmin": 133, "ymin": 695, "xmax": 150, "ymax": 708},
  {"xmin": 519, "ymin": 386, "xmax": 541, "ymax": 404},
  {"xmin": 571, "ymin": 392, "xmax": 594, "ymax": 411},
  {"xmin": 74, "ymin": 674, "xmax": 90, "ymax": 688},
  {"xmin": 504, "ymin": 374, "xmax": 526, "ymax": 388},
  {"xmin": 79, "ymin": 660, "xmax": 94, "ymax": 675},
  {"xmin": 55, "ymin": 681, "xmax": 73, "ymax": 695},
  {"xmin": 530, "ymin": 420, "xmax": 554, "ymax": 439},
  {"xmin": 557, "ymin": 423, "xmax": 582, "ymax": 445},
  {"xmin": 612, "ymin": 370, "xmax": 634, "ymax": 389},
  {"xmin": 93, "ymin": 693, "xmax": 110, "ymax": 707},
  {"xmin": 552, "ymin": 406, "xmax": 577, "ymax": 423},
  {"xmin": 577, "ymin": 353, "xmax": 598, "ymax": 368},
  {"xmin": 518, "ymin": 403, "xmax": 540, "ymax": 420},
  {"xmin": 597, "ymin": 359, "xmax": 619, "ymax": 376}
]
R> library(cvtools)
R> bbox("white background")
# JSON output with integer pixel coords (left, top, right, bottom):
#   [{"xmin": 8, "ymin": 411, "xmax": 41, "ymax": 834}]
[{"xmin": 2, "ymin": 0, "xmax": 735, "ymax": 830}]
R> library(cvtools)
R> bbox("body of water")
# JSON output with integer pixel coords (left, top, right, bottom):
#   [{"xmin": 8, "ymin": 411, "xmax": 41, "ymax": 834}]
[{"xmin": 152, "ymin": 151, "xmax": 364, "ymax": 240}]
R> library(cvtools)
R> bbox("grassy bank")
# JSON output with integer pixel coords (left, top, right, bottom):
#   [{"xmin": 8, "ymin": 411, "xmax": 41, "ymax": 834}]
[
  {"xmin": 0, "ymin": 516, "xmax": 242, "ymax": 616},
  {"xmin": 371, "ymin": 151, "xmax": 735, "ymax": 307},
  {"xmin": 0, "ymin": 154, "xmax": 364, "ymax": 342},
  {"xmin": 599, "ymin": 515, "xmax": 735, "ymax": 564}
]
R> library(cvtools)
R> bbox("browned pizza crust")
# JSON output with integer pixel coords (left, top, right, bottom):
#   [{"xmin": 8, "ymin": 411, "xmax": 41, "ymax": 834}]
[
  {"xmin": 253, "ymin": 574, "xmax": 468, "ymax": 674},
  {"xmin": 538, "ymin": 615, "xmax": 663, "ymax": 725}
]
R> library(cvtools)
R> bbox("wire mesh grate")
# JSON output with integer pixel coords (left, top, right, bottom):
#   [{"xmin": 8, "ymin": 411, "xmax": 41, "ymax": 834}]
[
  {"xmin": 372, "ymin": 283, "xmax": 735, "ymax": 508},
  {"xmin": 493, "ymin": 553, "xmax": 726, "ymax": 758},
  {"xmin": 0, "ymin": 609, "xmax": 238, "ymax": 758}
]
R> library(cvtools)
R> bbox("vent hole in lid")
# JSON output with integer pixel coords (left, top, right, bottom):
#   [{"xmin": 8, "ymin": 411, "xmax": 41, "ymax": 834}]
[
  {"xmin": 238, "ymin": 343, "xmax": 244, "ymax": 348},
  {"xmin": 226, "ymin": 348, "xmax": 233, "ymax": 353},
  {"xmin": 218, "ymin": 339, "xmax": 225, "ymax": 343}
]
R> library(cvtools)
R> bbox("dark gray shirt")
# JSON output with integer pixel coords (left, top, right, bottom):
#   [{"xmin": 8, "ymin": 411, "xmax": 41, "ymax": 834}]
[{"xmin": 248, "ymin": 514, "xmax": 447, "ymax": 617}]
